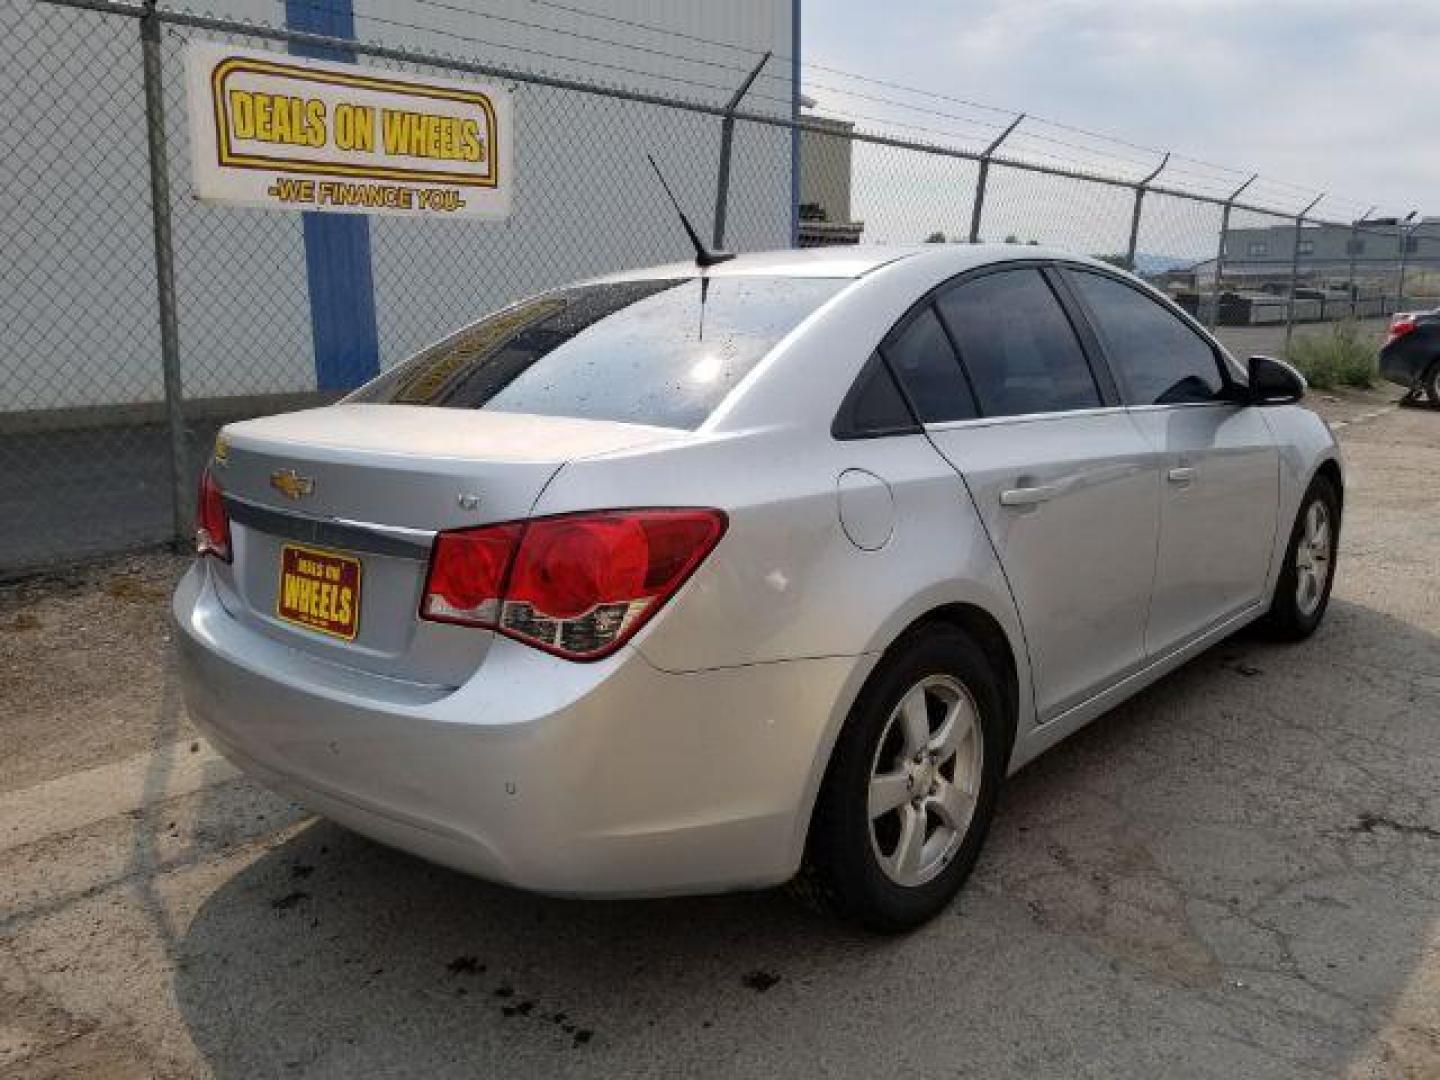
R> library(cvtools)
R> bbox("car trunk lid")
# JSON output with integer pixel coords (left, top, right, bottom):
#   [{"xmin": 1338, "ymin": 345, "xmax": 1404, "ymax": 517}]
[{"xmin": 208, "ymin": 403, "xmax": 682, "ymax": 686}]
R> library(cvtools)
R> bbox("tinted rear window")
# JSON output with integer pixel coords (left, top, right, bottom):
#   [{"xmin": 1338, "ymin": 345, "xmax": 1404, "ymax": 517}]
[
  {"xmin": 882, "ymin": 306, "xmax": 978, "ymax": 423},
  {"xmin": 936, "ymin": 268, "xmax": 1101, "ymax": 417},
  {"xmin": 347, "ymin": 276, "xmax": 848, "ymax": 429}
]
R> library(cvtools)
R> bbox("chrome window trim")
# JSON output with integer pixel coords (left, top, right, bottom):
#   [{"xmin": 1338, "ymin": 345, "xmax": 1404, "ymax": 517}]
[
  {"xmin": 224, "ymin": 494, "xmax": 435, "ymax": 560},
  {"xmin": 924, "ymin": 399, "xmax": 1248, "ymax": 433},
  {"xmin": 1121, "ymin": 401, "xmax": 1245, "ymax": 415},
  {"xmin": 922, "ymin": 404, "xmax": 1130, "ymax": 432}
]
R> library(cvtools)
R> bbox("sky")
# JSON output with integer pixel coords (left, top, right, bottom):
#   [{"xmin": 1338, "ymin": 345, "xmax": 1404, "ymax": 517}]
[{"xmin": 803, "ymin": 0, "xmax": 1438, "ymax": 248}]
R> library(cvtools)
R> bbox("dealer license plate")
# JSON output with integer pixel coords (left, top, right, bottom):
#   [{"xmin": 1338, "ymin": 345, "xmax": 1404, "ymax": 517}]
[{"xmin": 276, "ymin": 543, "xmax": 361, "ymax": 640}]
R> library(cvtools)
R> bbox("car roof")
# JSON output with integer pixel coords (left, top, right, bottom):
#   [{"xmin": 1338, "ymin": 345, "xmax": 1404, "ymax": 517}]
[{"xmin": 585, "ymin": 243, "xmax": 1111, "ymax": 284}]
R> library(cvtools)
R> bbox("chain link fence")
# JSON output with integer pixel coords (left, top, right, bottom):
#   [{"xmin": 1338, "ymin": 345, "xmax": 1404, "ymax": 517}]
[{"xmin": 2, "ymin": 0, "xmax": 1435, "ymax": 574}]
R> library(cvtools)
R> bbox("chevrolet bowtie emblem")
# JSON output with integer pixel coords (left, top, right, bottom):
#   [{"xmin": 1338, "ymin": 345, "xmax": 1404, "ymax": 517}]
[{"xmin": 269, "ymin": 468, "xmax": 315, "ymax": 501}]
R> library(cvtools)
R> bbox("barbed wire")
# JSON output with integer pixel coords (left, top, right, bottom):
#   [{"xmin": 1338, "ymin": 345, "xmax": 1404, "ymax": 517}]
[
  {"xmin": 520, "ymin": 0, "xmax": 794, "ymax": 62},
  {"xmin": 483, "ymin": 0, "xmax": 1399, "ymax": 215},
  {"xmin": 362, "ymin": 0, "xmax": 795, "ymax": 85},
  {"xmin": 270, "ymin": 0, "xmax": 788, "ymax": 104},
  {"xmin": 163, "ymin": 0, "xmax": 1413, "ymax": 217},
  {"xmin": 257, "ymin": 0, "xmax": 1189, "ymax": 182}
]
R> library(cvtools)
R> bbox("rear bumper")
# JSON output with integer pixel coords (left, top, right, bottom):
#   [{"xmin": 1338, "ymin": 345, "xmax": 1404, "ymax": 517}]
[{"xmin": 173, "ymin": 562, "xmax": 865, "ymax": 896}]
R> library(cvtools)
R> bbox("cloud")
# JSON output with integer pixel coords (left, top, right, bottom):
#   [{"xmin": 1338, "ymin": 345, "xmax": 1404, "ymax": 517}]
[{"xmin": 805, "ymin": 0, "xmax": 1438, "ymax": 218}]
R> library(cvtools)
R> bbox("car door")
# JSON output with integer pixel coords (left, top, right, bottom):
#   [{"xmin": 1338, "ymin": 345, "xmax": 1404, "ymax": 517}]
[
  {"xmin": 883, "ymin": 264, "xmax": 1162, "ymax": 722},
  {"xmin": 1062, "ymin": 267, "xmax": 1279, "ymax": 657}
]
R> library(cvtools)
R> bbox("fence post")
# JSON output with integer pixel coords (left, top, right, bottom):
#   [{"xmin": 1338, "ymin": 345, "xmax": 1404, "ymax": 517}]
[
  {"xmin": 1284, "ymin": 193, "xmax": 1324, "ymax": 352},
  {"xmin": 967, "ymin": 113, "xmax": 1024, "ymax": 244},
  {"xmin": 140, "ymin": 0, "xmax": 189, "ymax": 547},
  {"xmin": 1348, "ymin": 206, "xmax": 1375, "ymax": 319},
  {"xmin": 1394, "ymin": 211, "xmax": 1417, "ymax": 313},
  {"xmin": 711, "ymin": 50, "xmax": 770, "ymax": 250},
  {"xmin": 1124, "ymin": 152, "xmax": 1169, "ymax": 272},
  {"xmin": 1208, "ymin": 173, "xmax": 1256, "ymax": 328}
]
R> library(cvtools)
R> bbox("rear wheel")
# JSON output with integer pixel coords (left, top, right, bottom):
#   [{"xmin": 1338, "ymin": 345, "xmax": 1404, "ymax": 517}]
[
  {"xmin": 1424, "ymin": 361, "xmax": 1440, "ymax": 407},
  {"xmin": 1259, "ymin": 475, "xmax": 1340, "ymax": 641},
  {"xmin": 795, "ymin": 624, "xmax": 1006, "ymax": 932}
]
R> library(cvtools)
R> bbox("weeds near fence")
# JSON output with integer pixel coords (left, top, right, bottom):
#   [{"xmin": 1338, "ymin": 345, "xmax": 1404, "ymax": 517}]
[
  {"xmin": 1401, "ymin": 270, "xmax": 1440, "ymax": 301},
  {"xmin": 1285, "ymin": 321, "xmax": 1379, "ymax": 390}
]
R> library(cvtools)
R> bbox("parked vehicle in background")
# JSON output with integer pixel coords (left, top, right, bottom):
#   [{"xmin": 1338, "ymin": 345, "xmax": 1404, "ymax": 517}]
[
  {"xmin": 174, "ymin": 244, "xmax": 1344, "ymax": 931},
  {"xmin": 1380, "ymin": 308, "xmax": 1440, "ymax": 405}
]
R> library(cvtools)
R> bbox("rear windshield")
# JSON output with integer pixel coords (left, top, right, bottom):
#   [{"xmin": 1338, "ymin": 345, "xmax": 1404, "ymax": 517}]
[{"xmin": 347, "ymin": 276, "xmax": 848, "ymax": 429}]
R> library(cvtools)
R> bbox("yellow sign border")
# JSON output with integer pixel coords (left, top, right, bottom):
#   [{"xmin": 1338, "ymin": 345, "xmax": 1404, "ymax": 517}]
[
  {"xmin": 276, "ymin": 542, "xmax": 363, "ymax": 642},
  {"xmin": 211, "ymin": 55, "xmax": 501, "ymax": 188}
]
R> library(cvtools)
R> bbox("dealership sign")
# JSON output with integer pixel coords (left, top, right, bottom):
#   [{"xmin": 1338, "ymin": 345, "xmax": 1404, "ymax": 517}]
[{"xmin": 184, "ymin": 42, "xmax": 512, "ymax": 218}]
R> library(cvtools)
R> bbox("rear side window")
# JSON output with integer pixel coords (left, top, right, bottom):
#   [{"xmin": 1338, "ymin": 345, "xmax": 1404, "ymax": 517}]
[
  {"xmin": 833, "ymin": 352, "xmax": 919, "ymax": 438},
  {"xmin": 1066, "ymin": 270, "xmax": 1225, "ymax": 405},
  {"xmin": 936, "ymin": 268, "xmax": 1101, "ymax": 417},
  {"xmin": 347, "ymin": 276, "xmax": 847, "ymax": 430},
  {"xmin": 882, "ymin": 306, "xmax": 978, "ymax": 423}
]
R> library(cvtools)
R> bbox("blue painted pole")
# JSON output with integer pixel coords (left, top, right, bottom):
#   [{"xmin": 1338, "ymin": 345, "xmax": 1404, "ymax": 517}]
[
  {"xmin": 790, "ymin": 0, "xmax": 801, "ymax": 248},
  {"xmin": 285, "ymin": 0, "xmax": 380, "ymax": 391}
]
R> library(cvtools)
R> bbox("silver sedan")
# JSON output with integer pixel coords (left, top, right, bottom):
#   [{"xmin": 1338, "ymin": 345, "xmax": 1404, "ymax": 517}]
[{"xmin": 174, "ymin": 244, "xmax": 1342, "ymax": 930}]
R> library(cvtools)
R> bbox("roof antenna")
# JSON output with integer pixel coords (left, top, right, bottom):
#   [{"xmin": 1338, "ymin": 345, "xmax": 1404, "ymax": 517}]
[{"xmin": 646, "ymin": 153, "xmax": 735, "ymax": 268}]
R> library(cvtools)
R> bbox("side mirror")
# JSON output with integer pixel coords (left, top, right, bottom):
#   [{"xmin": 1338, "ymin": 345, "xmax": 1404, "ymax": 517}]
[{"xmin": 1247, "ymin": 355, "xmax": 1306, "ymax": 406}]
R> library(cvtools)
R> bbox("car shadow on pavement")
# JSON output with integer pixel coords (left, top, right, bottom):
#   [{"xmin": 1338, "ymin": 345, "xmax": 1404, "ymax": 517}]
[{"xmin": 170, "ymin": 598, "xmax": 1440, "ymax": 1078}]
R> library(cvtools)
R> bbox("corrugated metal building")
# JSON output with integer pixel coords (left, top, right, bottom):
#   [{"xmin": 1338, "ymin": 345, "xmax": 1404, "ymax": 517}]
[{"xmin": 1195, "ymin": 218, "xmax": 1440, "ymax": 286}]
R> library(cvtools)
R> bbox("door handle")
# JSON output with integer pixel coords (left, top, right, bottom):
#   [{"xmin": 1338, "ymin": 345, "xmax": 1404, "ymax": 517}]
[
  {"xmin": 1167, "ymin": 466, "xmax": 1197, "ymax": 485},
  {"xmin": 1000, "ymin": 484, "xmax": 1057, "ymax": 507}
]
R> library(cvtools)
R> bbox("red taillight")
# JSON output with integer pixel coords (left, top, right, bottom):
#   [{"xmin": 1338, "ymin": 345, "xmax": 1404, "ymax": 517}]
[
  {"xmin": 1386, "ymin": 314, "xmax": 1417, "ymax": 345},
  {"xmin": 420, "ymin": 509, "xmax": 727, "ymax": 660},
  {"xmin": 420, "ymin": 523, "xmax": 523, "ymax": 625},
  {"xmin": 195, "ymin": 467, "xmax": 231, "ymax": 561}
]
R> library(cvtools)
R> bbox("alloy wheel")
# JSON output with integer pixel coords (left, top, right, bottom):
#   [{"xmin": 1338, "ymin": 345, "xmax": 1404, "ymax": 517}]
[
  {"xmin": 1294, "ymin": 499, "xmax": 1333, "ymax": 618},
  {"xmin": 866, "ymin": 674, "xmax": 984, "ymax": 887}
]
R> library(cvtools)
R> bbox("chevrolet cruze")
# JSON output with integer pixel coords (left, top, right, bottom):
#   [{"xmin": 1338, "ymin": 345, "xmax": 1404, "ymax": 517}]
[{"xmin": 175, "ymin": 244, "xmax": 1342, "ymax": 930}]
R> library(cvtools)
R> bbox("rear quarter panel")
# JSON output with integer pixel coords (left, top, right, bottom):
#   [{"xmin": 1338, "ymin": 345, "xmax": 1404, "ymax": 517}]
[
  {"xmin": 534, "ymin": 422, "xmax": 1038, "ymax": 823},
  {"xmin": 533, "ymin": 427, "xmax": 1028, "ymax": 679}
]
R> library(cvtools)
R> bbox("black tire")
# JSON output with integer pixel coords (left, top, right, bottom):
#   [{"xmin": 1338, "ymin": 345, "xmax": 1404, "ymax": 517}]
[
  {"xmin": 793, "ymin": 623, "xmax": 1007, "ymax": 932},
  {"xmin": 1258, "ymin": 474, "xmax": 1341, "ymax": 641},
  {"xmin": 1424, "ymin": 361, "xmax": 1440, "ymax": 408}
]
